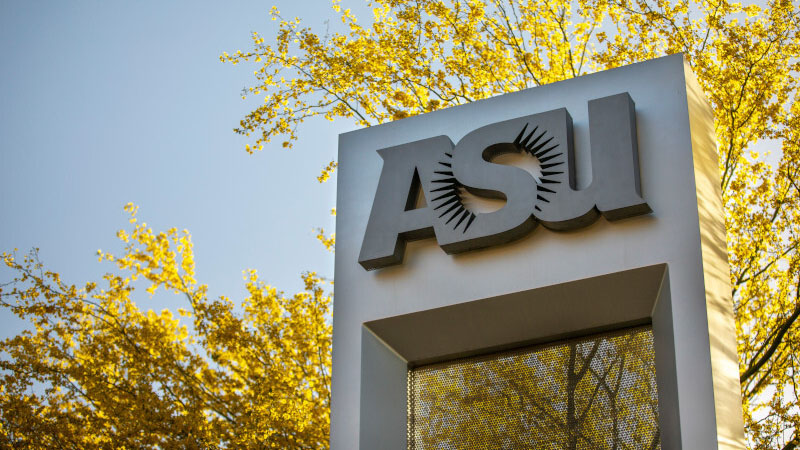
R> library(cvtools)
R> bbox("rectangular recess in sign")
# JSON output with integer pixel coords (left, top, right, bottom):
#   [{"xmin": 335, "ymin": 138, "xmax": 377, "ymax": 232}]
[{"xmin": 407, "ymin": 326, "xmax": 660, "ymax": 450}]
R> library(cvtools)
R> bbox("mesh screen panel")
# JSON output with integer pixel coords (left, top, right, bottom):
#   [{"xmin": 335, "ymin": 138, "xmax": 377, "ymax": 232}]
[{"xmin": 407, "ymin": 326, "xmax": 660, "ymax": 450}]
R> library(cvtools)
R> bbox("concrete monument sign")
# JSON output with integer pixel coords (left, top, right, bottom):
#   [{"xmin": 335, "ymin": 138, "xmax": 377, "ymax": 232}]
[{"xmin": 333, "ymin": 54, "xmax": 746, "ymax": 449}]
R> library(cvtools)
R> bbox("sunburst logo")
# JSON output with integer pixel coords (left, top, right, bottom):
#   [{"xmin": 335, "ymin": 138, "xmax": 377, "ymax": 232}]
[{"xmin": 431, "ymin": 123, "xmax": 565, "ymax": 233}]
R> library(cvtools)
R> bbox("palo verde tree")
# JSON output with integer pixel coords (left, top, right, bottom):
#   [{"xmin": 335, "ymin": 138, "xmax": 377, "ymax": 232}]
[
  {"xmin": 0, "ymin": 204, "xmax": 332, "ymax": 448},
  {"xmin": 220, "ymin": 0, "xmax": 800, "ymax": 448}
]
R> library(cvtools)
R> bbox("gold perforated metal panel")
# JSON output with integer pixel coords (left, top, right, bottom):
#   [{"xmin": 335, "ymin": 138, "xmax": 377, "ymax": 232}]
[{"xmin": 408, "ymin": 326, "xmax": 660, "ymax": 450}]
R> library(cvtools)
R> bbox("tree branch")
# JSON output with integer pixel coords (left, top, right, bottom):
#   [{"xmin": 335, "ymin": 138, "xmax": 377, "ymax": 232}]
[{"xmin": 740, "ymin": 277, "xmax": 800, "ymax": 384}]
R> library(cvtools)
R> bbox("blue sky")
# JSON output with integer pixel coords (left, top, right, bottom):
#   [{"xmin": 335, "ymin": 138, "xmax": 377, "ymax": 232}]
[{"xmin": 1, "ymin": 1, "xmax": 361, "ymax": 332}]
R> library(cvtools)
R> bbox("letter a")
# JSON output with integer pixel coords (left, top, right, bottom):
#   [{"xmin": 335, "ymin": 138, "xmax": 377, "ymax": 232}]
[{"xmin": 358, "ymin": 136, "xmax": 450, "ymax": 270}]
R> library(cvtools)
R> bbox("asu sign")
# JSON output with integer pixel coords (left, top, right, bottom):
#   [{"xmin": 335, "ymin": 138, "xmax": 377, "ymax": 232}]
[
  {"xmin": 359, "ymin": 92, "xmax": 652, "ymax": 270},
  {"xmin": 335, "ymin": 55, "xmax": 747, "ymax": 450}
]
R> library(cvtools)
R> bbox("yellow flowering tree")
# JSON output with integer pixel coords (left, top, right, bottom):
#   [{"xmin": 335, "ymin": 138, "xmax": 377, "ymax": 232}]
[
  {"xmin": 0, "ymin": 204, "xmax": 331, "ymax": 448},
  {"xmin": 221, "ymin": 0, "xmax": 800, "ymax": 448}
]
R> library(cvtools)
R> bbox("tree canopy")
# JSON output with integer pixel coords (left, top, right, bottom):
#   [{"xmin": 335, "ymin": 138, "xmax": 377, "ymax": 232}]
[
  {"xmin": 2, "ymin": 0, "xmax": 800, "ymax": 448},
  {"xmin": 1, "ymin": 204, "xmax": 331, "ymax": 448}
]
